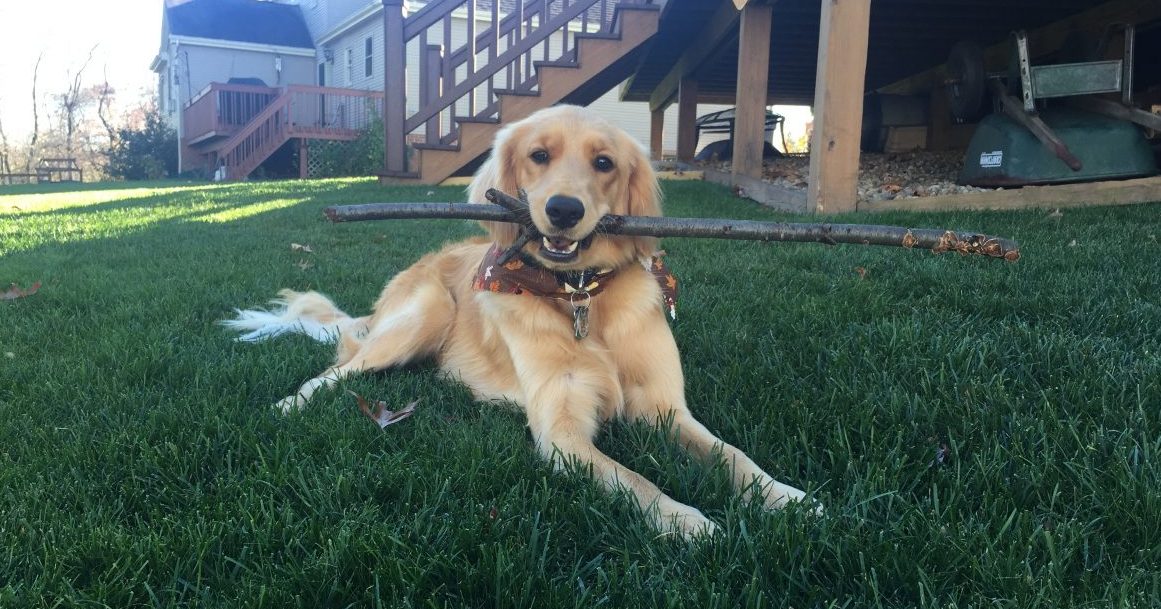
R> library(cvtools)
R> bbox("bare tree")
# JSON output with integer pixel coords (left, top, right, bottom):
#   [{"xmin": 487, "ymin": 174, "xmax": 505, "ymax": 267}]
[
  {"xmin": 26, "ymin": 52, "xmax": 43, "ymax": 172},
  {"xmin": 95, "ymin": 66, "xmax": 117, "ymax": 145},
  {"xmin": 0, "ymin": 107, "xmax": 11, "ymax": 176},
  {"xmin": 57, "ymin": 45, "xmax": 98, "ymax": 159}
]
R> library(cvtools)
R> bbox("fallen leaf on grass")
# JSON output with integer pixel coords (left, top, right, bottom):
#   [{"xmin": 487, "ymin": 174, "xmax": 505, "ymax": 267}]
[
  {"xmin": 290, "ymin": 243, "xmax": 314, "ymax": 253},
  {"xmin": 854, "ymin": 266, "xmax": 868, "ymax": 280},
  {"xmin": 1068, "ymin": 239, "xmax": 1079, "ymax": 247},
  {"xmin": 296, "ymin": 259, "xmax": 314, "ymax": 271},
  {"xmin": 349, "ymin": 390, "xmax": 418, "ymax": 429},
  {"xmin": 1047, "ymin": 208, "xmax": 1063, "ymax": 219},
  {"xmin": 2, "ymin": 281, "xmax": 41, "ymax": 301}
]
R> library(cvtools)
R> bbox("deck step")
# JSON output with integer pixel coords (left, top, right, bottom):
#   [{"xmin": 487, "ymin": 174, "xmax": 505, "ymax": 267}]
[{"xmin": 406, "ymin": 3, "xmax": 660, "ymax": 184}]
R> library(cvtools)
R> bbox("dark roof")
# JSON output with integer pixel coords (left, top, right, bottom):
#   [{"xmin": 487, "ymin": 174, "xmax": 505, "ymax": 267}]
[{"xmin": 166, "ymin": 0, "xmax": 315, "ymax": 49}]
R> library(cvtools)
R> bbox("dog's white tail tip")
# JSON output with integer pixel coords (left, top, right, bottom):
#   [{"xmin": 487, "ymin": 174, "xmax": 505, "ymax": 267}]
[{"xmin": 220, "ymin": 308, "xmax": 342, "ymax": 343}]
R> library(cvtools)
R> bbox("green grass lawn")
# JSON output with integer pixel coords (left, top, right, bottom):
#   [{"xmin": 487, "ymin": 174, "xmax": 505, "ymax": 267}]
[{"xmin": 2, "ymin": 178, "xmax": 1159, "ymax": 608}]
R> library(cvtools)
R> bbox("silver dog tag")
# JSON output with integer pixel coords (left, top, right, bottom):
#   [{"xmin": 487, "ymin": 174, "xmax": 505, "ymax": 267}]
[{"xmin": 570, "ymin": 291, "xmax": 591, "ymax": 340}]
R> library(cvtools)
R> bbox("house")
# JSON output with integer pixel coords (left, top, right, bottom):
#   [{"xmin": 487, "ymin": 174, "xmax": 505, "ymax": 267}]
[{"xmin": 152, "ymin": 0, "xmax": 735, "ymax": 180}]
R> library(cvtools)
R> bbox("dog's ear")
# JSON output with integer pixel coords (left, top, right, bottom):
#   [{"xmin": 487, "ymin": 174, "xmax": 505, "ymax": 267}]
[
  {"xmin": 622, "ymin": 135, "xmax": 662, "ymax": 257},
  {"xmin": 624, "ymin": 136, "xmax": 661, "ymax": 218},
  {"xmin": 468, "ymin": 122, "xmax": 526, "ymax": 246}
]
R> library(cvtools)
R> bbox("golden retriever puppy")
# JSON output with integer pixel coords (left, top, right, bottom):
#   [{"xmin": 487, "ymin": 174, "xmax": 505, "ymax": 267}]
[{"xmin": 225, "ymin": 104, "xmax": 813, "ymax": 537}]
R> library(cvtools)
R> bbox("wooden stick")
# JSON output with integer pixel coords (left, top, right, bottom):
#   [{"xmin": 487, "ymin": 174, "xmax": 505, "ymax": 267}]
[{"xmin": 323, "ymin": 189, "xmax": 1021, "ymax": 261}]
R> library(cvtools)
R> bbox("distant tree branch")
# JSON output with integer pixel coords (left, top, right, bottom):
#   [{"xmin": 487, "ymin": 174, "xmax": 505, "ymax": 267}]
[
  {"xmin": 59, "ymin": 45, "xmax": 99, "ymax": 157},
  {"xmin": 96, "ymin": 66, "xmax": 117, "ymax": 144},
  {"xmin": 27, "ymin": 52, "xmax": 43, "ymax": 172}
]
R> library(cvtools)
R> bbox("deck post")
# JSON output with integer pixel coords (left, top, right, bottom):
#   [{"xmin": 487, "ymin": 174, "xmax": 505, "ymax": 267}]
[
  {"xmin": 650, "ymin": 106, "xmax": 665, "ymax": 159},
  {"xmin": 298, "ymin": 138, "xmax": 309, "ymax": 179},
  {"xmin": 731, "ymin": 1, "xmax": 772, "ymax": 179},
  {"xmin": 382, "ymin": 0, "xmax": 408, "ymax": 176},
  {"xmin": 676, "ymin": 77, "xmax": 699, "ymax": 162},
  {"xmin": 807, "ymin": 0, "xmax": 871, "ymax": 214}
]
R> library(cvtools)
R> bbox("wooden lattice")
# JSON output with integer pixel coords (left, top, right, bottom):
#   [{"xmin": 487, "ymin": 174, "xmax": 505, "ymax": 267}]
[{"xmin": 305, "ymin": 140, "xmax": 358, "ymax": 179}]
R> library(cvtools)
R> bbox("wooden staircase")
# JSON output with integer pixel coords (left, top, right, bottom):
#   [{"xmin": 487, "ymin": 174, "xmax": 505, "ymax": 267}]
[{"xmin": 381, "ymin": 0, "xmax": 661, "ymax": 185}]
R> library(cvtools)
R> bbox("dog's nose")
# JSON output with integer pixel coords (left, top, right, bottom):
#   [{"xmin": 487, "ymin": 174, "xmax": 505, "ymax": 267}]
[{"xmin": 545, "ymin": 195, "xmax": 585, "ymax": 229}]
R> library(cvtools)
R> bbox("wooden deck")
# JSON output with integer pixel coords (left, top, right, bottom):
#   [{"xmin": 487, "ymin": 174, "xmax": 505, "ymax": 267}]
[{"xmin": 182, "ymin": 83, "xmax": 383, "ymax": 179}]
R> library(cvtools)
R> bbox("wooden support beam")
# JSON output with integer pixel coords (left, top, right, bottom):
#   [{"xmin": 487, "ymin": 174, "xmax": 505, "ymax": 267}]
[
  {"xmin": 382, "ymin": 0, "xmax": 409, "ymax": 176},
  {"xmin": 807, "ymin": 0, "xmax": 871, "ymax": 214},
  {"xmin": 927, "ymin": 85, "xmax": 952, "ymax": 151},
  {"xmin": 676, "ymin": 78, "xmax": 700, "ymax": 162},
  {"xmin": 298, "ymin": 138, "xmax": 308, "ymax": 179},
  {"xmin": 865, "ymin": 175, "xmax": 1161, "ymax": 213},
  {"xmin": 647, "ymin": 1, "xmax": 741, "ymax": 112},
  {"xmin": 731, "ymin": 2, "xmax": 772, "ymax": 179},
  {"xmin": 650, "ymin": 107, "xmax": 665, "ymax": 160}
]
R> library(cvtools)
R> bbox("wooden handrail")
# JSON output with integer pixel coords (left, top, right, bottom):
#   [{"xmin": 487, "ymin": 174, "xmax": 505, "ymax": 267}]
[
  {"xmin": 405, "ymin": 1, "xmax": 608, "ymax": 132},
  {"xmin": 384, "ymin": 0, "xmax": 642, "ymax": 174},
  {"xmin": 215, "ymin": 91, "xmax": 291, "ymax": 159}
]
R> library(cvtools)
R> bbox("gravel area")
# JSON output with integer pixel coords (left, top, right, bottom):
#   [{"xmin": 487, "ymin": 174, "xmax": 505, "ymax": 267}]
[{"xmin": 665, "ymin": 151, "xmax": 999, "ymax": 204}]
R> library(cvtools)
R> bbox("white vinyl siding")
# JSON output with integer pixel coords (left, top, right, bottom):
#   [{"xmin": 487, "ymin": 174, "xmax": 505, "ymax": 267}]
[
  {"xmin": 325, "ymin": 16, "xmax": 385, "ymax": 92},
  {"xmin": 364, "ymin": 37, "xmax": 373, "ymax": 77}
]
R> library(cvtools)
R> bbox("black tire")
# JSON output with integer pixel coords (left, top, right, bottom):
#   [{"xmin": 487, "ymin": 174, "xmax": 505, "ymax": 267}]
[{"xmin": 947, "ymin": 40, "xmax": 986, "ymax": 122}]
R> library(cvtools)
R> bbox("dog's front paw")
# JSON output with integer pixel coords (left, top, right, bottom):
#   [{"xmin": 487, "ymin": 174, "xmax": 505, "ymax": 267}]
[
  {"xmin": 761, "ymin": 481, "xmax": 823, "ymax": 515},
  {"xmin": 659, "ymin": 502, "xmax": 719, "ymax": 540},
  {"xmin": 274, "ymin": 394, "xmax": 306, "ymax": 414}
]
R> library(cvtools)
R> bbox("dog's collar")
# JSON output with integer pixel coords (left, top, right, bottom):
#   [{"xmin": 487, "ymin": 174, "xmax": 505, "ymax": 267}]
[
  {"xmin": 472, "ymin": 243, "xmax": 616, "ymax": 300},
  {"xmin": 472, "ymin": 243, "xmax": 678, "ymax": 338}
]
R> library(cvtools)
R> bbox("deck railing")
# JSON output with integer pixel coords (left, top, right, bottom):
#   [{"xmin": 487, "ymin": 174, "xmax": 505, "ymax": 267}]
[
  {"xmin": 183, "ymin": 83, "xmax": 280, "ymax": 144},
  {"xmin": 382, "ymin": 0, "xmax": 649, "ymax": 175}
]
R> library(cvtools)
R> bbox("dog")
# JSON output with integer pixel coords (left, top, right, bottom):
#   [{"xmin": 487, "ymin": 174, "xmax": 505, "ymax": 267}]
[{"xmin": 224, "ymin": 105, "xmax": 813, "ymax": 537}]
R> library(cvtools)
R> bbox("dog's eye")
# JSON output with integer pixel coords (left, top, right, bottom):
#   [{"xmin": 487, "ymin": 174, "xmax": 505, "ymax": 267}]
[
  {"xmin": 530, "ymin": 150, "xmax": 550, "ymax": 165},
  {"xmin": 593, "ymin": 155, "xmax": 615, "ymax": 173}
]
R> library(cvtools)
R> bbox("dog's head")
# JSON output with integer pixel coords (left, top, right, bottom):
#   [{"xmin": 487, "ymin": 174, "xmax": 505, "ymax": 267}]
[{"xmin": 468, "ymin": 105, "xmax": 661, "ymax": 271}]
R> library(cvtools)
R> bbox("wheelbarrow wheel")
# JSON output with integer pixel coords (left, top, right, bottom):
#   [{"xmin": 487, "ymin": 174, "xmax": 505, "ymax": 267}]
[{"xmin": 946, "ymin": 40, "xmax": 986, "ymax": 123}]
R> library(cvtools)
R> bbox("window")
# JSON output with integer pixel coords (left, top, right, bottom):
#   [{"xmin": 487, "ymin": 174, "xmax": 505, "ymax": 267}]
[
  {"xmin": 364, "ymin": 37, "xmax": 373, "ymax": 78},
  {"xmin": 346, "ymin": 48, "xmax": 353, "ymax": 84}
]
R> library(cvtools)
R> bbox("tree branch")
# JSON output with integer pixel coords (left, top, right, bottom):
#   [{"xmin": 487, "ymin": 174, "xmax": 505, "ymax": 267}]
[{"xmin": 325, "ymin": 188, "xmax": 1021, "ymax": 261}]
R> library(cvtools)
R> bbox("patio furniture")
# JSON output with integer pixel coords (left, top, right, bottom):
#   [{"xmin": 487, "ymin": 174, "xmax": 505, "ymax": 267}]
[{"xmin": 693, "ymin": 108, "xmax": 787, "ymax": 161}]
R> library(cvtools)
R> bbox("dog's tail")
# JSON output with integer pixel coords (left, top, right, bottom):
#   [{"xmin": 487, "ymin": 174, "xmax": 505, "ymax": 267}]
[{"xmin": 222, "ymin": 289, "xmax": 360, "ymax": 343}]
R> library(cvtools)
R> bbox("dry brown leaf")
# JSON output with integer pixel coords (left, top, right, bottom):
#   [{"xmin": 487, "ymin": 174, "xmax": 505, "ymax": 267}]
[
  {"xmin": 1048, "ymin": 208, "xmax": 1063, "ymax": 219},
  {"xmin": 349, "ymin": 390, "xmax": 418, "ymax": 429},
  {"xmin": 883, "ymin": 183, "xmax": 903, "ymax": 194},
  {"xmin": 854, "ymin": 267, "xmax": 868, "ymax": 280},
  {"xmin": 2, "ymin": 281, "xmax": 41, "ymax": 301},
  {"xmin": 290, "ymin": 243, "xmax": 314, "ymax": 253}
]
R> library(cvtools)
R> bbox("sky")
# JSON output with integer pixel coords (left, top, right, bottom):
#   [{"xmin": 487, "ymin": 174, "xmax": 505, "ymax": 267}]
[{"xmin": 0, "ymin": 0, "xmax": 162, "ymax": 140}]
